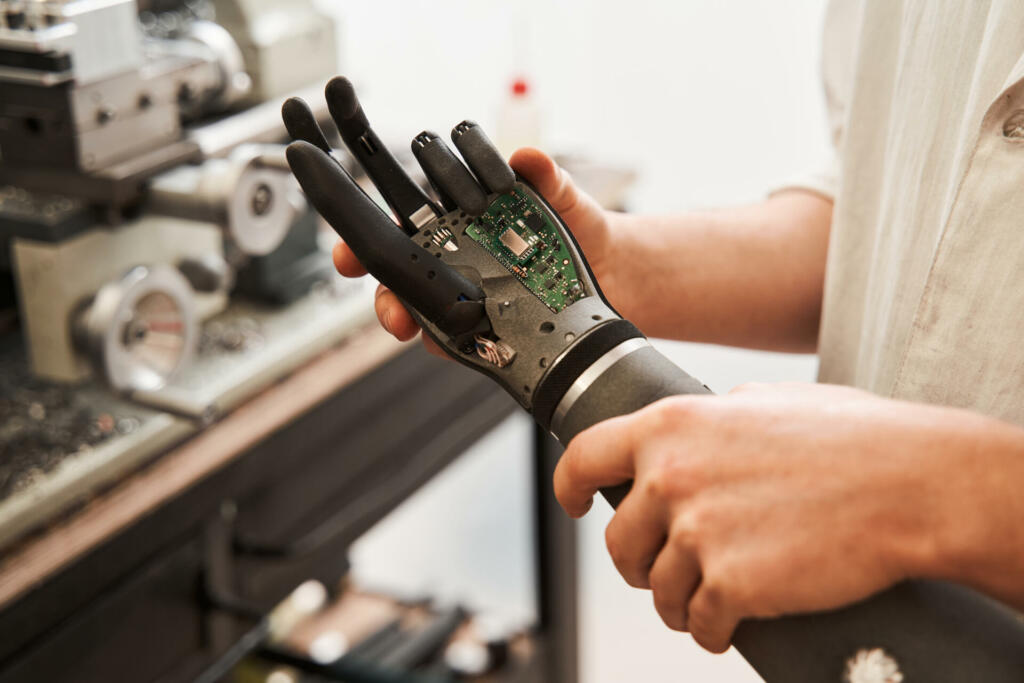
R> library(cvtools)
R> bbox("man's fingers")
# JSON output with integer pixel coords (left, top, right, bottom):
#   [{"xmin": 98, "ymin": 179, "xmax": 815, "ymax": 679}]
[
  {"xmin": 554, "ymin": 415, "xmax": 639, "ymax": 517},
  {"xmin": 368, "ymin": 286, "xmax": 447, "ymax": 359},
  {"xmin": 332, "ymin": 240, "xmax": 368, "ymax": 278},
  {"xmin": 647, "ymin": 527, "xmax": 702, "ymax": 631},
  {"xmin": 688, "ymin": 580, "xmax": 741, "ymax": 654},
  {"xmin": 604, "ymin": 489, "xmax": 668, "ymax": 588},
  {"xmin": 374, "ymin": 285, "xmax": 419, "ymax": 341}
]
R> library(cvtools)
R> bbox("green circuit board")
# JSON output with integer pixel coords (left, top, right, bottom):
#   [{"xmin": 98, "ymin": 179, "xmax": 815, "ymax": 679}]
[{"xmin": 463, "ymin": 189, "xmax": 585, "ymax": 312}]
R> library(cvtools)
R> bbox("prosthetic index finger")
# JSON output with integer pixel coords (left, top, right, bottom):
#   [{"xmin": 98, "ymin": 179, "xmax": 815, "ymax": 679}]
[
  {"xmin": 286, "ymin": 141, "xmax": 485, "ymax": 338},
  {"xmin": 324, "ymin": 77, "xmax": 439, "ymax": 234}
]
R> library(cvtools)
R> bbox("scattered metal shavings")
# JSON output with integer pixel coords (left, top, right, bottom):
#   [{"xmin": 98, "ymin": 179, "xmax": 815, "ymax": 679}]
[{"xmin": 0, "ymin": 346, "xmax": 144, "ymax": 501}]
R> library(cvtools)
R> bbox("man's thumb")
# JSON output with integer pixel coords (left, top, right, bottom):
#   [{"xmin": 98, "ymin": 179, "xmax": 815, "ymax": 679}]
[{"xmin": 509, "ymin": 147, "xmax": 579, "ymax": 215}]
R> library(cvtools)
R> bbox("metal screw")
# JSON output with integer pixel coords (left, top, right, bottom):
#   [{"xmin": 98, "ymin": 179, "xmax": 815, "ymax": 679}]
[
  {"xmin": 251, "ymin": 183, "xmax": 273, "ymax": 216},
  {"xmin": 96, "ymin": 107, "xmax": 115, "ymax": 125}
]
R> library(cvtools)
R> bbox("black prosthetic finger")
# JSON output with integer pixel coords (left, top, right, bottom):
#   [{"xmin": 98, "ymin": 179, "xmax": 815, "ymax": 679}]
[
  {"xmin": 281, "ymin": 97, "xmax": 333, "ymax": 155},
  {"xmin": 411, "ymin": 131, "xmax": 489, "ymax": 216},
  {"xmin": 427, "ymin": 177, "xmax": 458, "ymax": 213},
  {"xmin": 287, "ymin": 142, "xmax": 485, "ymax": 337},
  {"xmin": 323, "ymin": 76, "xmax": 369, "ymax": 142},
  {"xmin": 324, "ymin": 77, "xmax": 438, "ymax": 234},
  {"xmin": 451, "ymin": 121, "xmax": 515, "ymax": 194}
]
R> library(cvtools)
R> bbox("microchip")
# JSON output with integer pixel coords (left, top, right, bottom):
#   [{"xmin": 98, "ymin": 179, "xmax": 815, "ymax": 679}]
[
  {"xmin": 500, "ymin": 228, "xmax": 531, "ymax": 258},
  {"xmin": 525, "ymin": 212, "xmax": 545, "ymax": 231},
  {"xmin": 462, "ymin": 188, "xmax": 585, "ymax": 313}
]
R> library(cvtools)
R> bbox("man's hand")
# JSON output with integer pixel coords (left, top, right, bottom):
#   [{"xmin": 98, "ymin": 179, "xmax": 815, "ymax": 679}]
[
  {"xmin": 333, "ymin": 148, "xmax": 613, "ymax": 349},
  {"xmin": 554, "ymin": 382, "xmax": 1024, "ymax": 653}
]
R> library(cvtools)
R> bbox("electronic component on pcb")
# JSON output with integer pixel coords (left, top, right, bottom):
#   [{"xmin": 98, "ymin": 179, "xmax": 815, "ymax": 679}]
[
  {"xmin": 499, "ymin": 228, "xmax": 533, "ymax": 259},
  {"xmin": 432, "ymin": 226, "xmax": 458, "ymax": 251},
  {"xmin": 525, "ymin": 212, "xmax": 545, "ymax": 231},
  {"xmin": 464, "ymin": 188, "xmax": 586, "ymax": 311}
]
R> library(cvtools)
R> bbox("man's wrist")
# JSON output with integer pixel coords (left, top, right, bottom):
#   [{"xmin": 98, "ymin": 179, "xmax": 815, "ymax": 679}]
[
  {"xmin": 913, "ymin": 410, "xmax": 1024, "ymax": 608},
  {"xmin": 593, "ymin": 211, "xmax": 644, "ymax": 321}
]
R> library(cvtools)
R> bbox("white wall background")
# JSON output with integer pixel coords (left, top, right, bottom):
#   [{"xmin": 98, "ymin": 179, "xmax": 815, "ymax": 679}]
[
  {"xmin": 325, "ymin": 2, "xmax": 831, "ymax": 681},
  {"xmin": 320, "ymin": 0, "xmax": 831, "ymax": 211}
]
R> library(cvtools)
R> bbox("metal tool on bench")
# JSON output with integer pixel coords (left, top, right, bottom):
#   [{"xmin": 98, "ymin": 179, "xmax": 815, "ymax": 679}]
[{"xmin": 283, "ymin": 76, "xmax": 1024, "ymax": 683}]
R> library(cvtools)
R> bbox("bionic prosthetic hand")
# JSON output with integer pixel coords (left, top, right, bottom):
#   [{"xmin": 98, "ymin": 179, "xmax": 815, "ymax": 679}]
[{"xmin": 283, "ymin": 78, "xmax": 1024, "ymax": 682}]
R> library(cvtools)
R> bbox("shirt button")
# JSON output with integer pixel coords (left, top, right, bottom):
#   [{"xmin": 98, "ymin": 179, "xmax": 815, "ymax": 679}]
[{"xmin": 1003, "ymin": 111, "xmax": 1024, "ymax": 138}]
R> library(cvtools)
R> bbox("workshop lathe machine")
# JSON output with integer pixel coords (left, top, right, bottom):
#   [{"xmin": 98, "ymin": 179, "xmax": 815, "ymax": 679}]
[{"xmin": 0, "ymin": 0, "xmax": 376, "ymax": 549}]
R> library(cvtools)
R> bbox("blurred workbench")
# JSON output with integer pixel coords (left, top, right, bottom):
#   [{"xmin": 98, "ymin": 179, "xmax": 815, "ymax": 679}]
[{"xmin": 0, "ymin": 324, "xmax": 579, "ymax": 683}]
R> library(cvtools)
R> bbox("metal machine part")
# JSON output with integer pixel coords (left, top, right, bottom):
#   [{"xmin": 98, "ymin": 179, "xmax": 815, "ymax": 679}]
[
  {"xmin": 142, "ymin": 19, "xmax": 252, "ymax": 120},
  {"xmin": 187, "ymin": 83, "xmax": 331, "ymax": 159},
  {"xmin": 177, "ymin": 19, "xmax": 251, "ymax": 110},
  {"xmin": 0, "ymin": 0, "xmax": 370, "ymax": 556},
  {"xmin": 1, "ymin": 0, "xmax": 339, "ymax": 390},
  {"xmin": 148, "ymin": 144, "xmax": 301, "ymax": 256},
  {"xmin": 0, "ymin": 185, "xmax": 90, "ymax": 245},
  {"xmin": 211, "ymin": 0, "xmax": 337, "ymax": 103},
  {"xmin": 0, "ymin": 0, "xmax": 142, "ymax": 86},
  {"xmin": 0, "ymin": 3, "xmax": 250, "ymax": 174},
  {"xmin": 12, "ymin": 216, "xmax": 227, "ymax": 383},
  {"xmin": 179, "ymin": 251, "xmax": 232, "ymax": 292},
  {"xmin": 0, "ymin": 61, "xmax": 189, "ymax": 172},
  {"xmin": 73, "ymin": 264, "xmax": 198, "ymax": 393}
]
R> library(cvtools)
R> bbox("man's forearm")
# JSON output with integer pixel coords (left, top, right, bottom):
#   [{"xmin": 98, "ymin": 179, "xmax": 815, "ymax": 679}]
[
  {"xmin": 921, "ymin": 411, "xmax": 1024, "ymax": 612},
  {"xmin": 600, "ymin": 190, "xmax": 832, "ymax": 352}
]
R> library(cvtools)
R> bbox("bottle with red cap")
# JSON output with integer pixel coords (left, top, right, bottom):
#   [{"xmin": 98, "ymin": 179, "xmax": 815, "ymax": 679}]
[{"xmin": 496, "ymin": 76, "xmax": 543, "ymax": 158}]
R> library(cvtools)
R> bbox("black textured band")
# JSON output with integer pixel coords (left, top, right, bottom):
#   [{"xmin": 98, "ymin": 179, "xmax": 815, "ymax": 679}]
[{"xmin": 532, "ymin": 319, "xmax": 644, "ymax": 431}]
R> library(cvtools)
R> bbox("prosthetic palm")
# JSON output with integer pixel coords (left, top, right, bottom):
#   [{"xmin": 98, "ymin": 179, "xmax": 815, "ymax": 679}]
[{"xmin": 282, "ymin": 77, "xmax": 1024, "ymax": 683}]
